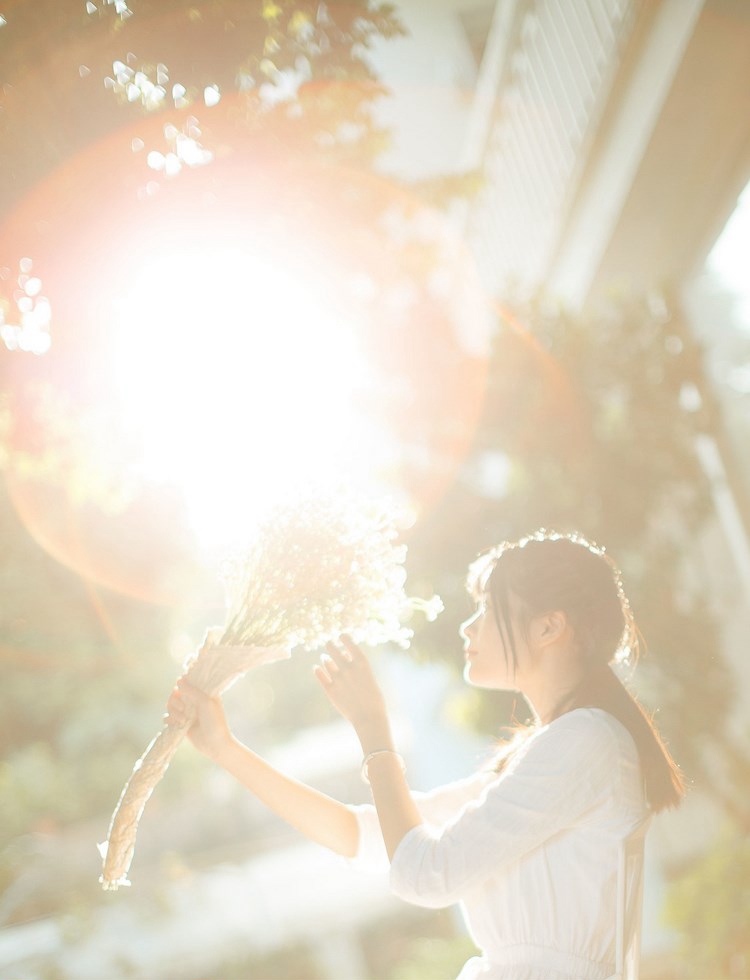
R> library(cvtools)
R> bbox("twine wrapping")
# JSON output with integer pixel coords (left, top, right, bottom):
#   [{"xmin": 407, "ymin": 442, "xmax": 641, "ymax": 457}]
[{"xmin": 99, "ymin": 630, "xmax": 289, "ymax": 890}]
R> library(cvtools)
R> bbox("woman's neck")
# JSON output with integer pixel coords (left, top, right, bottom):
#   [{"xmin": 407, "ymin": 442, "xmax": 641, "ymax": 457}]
[{"xmin": 521, "ymin": 655, "xmax": 589, "ymax": 726}]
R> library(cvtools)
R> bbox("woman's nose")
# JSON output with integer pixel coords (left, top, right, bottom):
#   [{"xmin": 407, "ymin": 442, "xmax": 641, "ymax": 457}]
[{"xmin": 459, "ymin": 612, "xmax": 479, "ymax": 640}]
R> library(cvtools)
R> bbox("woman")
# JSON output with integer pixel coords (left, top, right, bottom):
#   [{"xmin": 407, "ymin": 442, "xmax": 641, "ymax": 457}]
[{"xmin": 167, "ymin": 530, "xmax": 685, "ymax": 980}]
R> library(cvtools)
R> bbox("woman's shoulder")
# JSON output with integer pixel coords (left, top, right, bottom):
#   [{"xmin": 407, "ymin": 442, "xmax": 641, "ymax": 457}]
[
  {"xmin": 480, "ymin": 708, "xmax": 644, "ymax": 817},
  {"xmin": 554, "ymin": 705, "xmax": 632, "ymax": 735},
  {"xmin": 529, "ymin": 707, "xmax": 638, "ymax": 763}
]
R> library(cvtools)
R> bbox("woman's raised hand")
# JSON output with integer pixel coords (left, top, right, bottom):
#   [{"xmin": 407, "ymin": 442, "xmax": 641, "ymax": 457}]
[
  {"xmin": 165, "ymin": 679, "xmax": 233, "ymax": 763},
  {"xmin": 314, "ymin": 636, "xmax": 389, "ymax": 738}
]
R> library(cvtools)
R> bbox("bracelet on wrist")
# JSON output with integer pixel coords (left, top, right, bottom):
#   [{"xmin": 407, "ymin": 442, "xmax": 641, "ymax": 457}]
[{"xmin": 361, "ymin": 749, "xmax": 406, "ymax": 785}]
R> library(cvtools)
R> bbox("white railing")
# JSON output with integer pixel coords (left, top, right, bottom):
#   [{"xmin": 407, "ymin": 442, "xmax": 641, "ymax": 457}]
[{"xmin": 461, "ymin": 0, "xmax": 637, "ymax": 295}]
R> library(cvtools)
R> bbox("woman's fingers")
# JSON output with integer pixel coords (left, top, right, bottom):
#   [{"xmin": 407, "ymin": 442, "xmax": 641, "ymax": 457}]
[
  {"xmin": 166, "ymin": 678, "xmax": 205, "ymax": 727},
  {"xmin": 175, "ymin": 677, "xmax": 206, "ymax": 700},
  {"xmin": 165, "ymin": 686, "xmax": 185, "ymax": 720},
  {"xmin": 339, "ymin": 634, "xmax": 364, "ymax": 662},
  {"xmin": 165, "ymin": 699, "xmax": 184, "ymax": 727},
  {"xmin": 317, "ymin": 642, "xmax": 358, "ymax": 692},
  {"xmin": 325, "ymin": 640, "xmax": 355, "ymax": 671},
  {"xmin": 318, "ymin": 637, "xmax": 374, "ymax": 694},
  {"xmin": 313, "ymin": 663, "xmax": 333, "ymax": 688},
  {"xmin": 324, "ymin": 642, "xmax": 349, "ymax": 668}
]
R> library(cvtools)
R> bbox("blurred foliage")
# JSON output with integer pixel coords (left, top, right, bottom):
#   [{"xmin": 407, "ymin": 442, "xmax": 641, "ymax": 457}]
[
  {"xmin": 384, "ymin": 934, "xmax": 480, "ymax": 980},
  {"xmin": 362, "ymin": 908, "xmax": 476, "ymax": 980},
  {"xmin": 0, "ymin": 504, "xmax": 172, "ymax": 836},
  {"xmin": 663, "ymin": 821, "xmax": 750, "ymax": 979},
  {"xmin": 206, "ymin": 910, "xmax": 476, "ymax": 980},
  {"xmin": 0, "ymin": 0, "xmax": 406, "ymax": 218},
  {"xmin": 210, "ymin": 941, "xmax": 324, "ymax": 980}
]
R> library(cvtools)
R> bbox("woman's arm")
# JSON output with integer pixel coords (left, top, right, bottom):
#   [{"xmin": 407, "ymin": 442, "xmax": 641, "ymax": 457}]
[
  {"xmin": 166, "ymin": 681, "xmax": 359, "ymax": 858},
  {"xmin": 388, "ymin": 713, "xmax": 632, "ymax": 908},
  {"xmin": 315, "ymin": 637, "xmax": 423, "ymax": 860}
]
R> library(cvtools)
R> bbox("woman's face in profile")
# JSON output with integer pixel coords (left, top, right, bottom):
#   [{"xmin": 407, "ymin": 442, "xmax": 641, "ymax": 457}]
[{"xmin": 459, "ymin": 593, "xmax": 527, "ymax": 690}]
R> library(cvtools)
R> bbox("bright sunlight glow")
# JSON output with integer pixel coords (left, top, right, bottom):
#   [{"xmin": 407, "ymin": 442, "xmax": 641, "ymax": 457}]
[
  {"xmin": 707, "ymin": 179, "xmax": 750, "ymax": 328},
  {"xmin": 110, "ymin": 243, "xmax": 389, "ymax": 554}
]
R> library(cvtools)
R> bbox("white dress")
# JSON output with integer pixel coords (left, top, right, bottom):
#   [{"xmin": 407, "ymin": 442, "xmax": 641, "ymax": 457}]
[{"xmin": 349, "ymin": 708, "xmax": 649, "ymax": 980}]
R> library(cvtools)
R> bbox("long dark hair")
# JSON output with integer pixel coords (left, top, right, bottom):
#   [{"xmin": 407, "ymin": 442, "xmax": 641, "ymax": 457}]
[{"xmin": 467, "ymin": 530, "xmax": 685, "ymax": 813}]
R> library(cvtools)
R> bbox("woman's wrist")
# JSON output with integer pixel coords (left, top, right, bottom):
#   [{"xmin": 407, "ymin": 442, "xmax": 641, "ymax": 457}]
[
  {"xmin": 361, "ymin": 748, "xmax": 406, "ymax": 785},
  {"xmin": 355, "ymin": 717, "xmax": 394, "ymax": 756},
  {"xmin": 206, "ymin": 733, "xmax": 242, "ymax": 767}
]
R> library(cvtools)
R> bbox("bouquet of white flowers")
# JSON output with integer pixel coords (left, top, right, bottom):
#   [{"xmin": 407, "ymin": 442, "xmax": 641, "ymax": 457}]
[{"xmin": 99, "ymin": 494, "xmax": 441, "ymax": 891}]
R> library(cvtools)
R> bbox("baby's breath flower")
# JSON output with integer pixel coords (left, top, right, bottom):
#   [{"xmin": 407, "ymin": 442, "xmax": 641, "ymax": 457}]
[{"xmin": 218, "ymin": 493, "xmax": 440, "ymax": 651}]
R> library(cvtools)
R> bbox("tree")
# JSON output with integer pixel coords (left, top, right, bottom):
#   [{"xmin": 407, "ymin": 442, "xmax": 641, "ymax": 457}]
[{"xmin": 0, "ymin": 0, "xmax": 415, "ymax": 928}]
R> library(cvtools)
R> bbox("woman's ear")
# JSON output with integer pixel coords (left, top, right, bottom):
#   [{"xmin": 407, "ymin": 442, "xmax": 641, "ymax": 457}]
[{"xmin": 532, "ymin": 610, "xmax": 568, "ymax": 647}]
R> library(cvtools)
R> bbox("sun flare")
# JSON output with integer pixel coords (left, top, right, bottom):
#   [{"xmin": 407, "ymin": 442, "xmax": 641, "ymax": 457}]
[{"xmin": 109, "ymin": 241, "xmax": 389, "ymax": 553}]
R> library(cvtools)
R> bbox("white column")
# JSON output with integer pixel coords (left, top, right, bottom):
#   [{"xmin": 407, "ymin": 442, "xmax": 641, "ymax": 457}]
[{"xmin": 546, "ymin": 0, "xmax": 706, "ymax": 310}]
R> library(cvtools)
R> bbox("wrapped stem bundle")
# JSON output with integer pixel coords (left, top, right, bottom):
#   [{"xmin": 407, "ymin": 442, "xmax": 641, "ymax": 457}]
[
  {"xmin": 99, "ymin": 630, "xmax": 288, "ymax": 891},
  {"xmin": 99, "ymin": 494, "xmax": 441, "ymax": 891}
]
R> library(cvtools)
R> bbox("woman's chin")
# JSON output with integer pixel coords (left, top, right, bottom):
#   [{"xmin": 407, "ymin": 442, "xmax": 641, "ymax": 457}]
[
  {"xmin": 464, "ymin": 660, "xmax": 517, "ymax": 691},
  {"xmin": 463, "ymin": 661, "xmax": 495, "ymax": 689}
]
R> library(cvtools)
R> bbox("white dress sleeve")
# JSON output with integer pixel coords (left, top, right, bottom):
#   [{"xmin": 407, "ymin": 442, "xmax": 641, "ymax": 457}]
[
  {"xmin": 348, "ymin": 768, "xmax": 495, "ymax": 873},
  {"xmin": 389, "ymin": 712, "xmax": 624, "ymax": 908}
]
